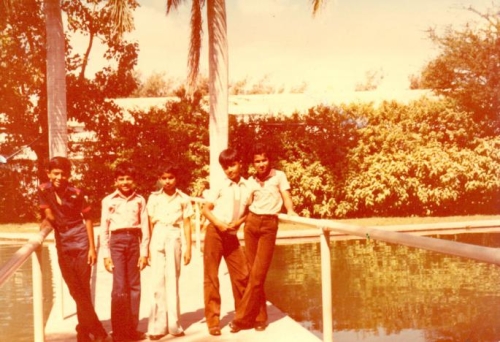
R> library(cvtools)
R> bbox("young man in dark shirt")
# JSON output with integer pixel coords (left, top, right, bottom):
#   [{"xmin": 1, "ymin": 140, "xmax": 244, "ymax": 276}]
[{"xmin": 39, "ymin": 156, "xmax": 107, "ymax": 342}]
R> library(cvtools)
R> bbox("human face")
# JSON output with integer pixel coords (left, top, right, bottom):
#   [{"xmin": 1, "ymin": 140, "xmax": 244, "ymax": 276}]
[
  {"xmin": 253, "ymin": 153, "xmax": 270, "ymax": 178},
  {"xmin": 115, "ymin": 175, "xmax": 135, "ymax": 196},
  {"xmin": 159, "ymin": 172, "xmax": 177, "ymax": 194},
  {"xmin": 47, "ymin": 168, "xmax": 69, "ymax": 189},
  {"xmin": 223, "ymin": 161, "xmax": 242, "ymax": 182}
]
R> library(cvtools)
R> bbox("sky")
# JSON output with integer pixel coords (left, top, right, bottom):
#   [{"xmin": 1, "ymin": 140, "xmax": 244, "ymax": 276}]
[{"xmin": 76, "ymin": 0, "xmax": 496, "ymax": 93}]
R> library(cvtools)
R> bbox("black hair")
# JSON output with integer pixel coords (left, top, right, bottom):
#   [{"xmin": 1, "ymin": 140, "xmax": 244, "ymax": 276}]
[
  {"xmin": 218, "ymin": 148, "xmax": 240, "ymax": 168},
  {"xmin": 252, "ymin": 143, "xmax": 271, "ymax": 160},
  {"xmin": 114, "ymin": 162, "xmax": 136, "ymax": 179},
  {"xmin": 158, "ymin": 163, "xmax": 179, "ymax": 178},
  {"xmin": 48, "ymin": 156, "xmax": 71, "ymax": 173}
]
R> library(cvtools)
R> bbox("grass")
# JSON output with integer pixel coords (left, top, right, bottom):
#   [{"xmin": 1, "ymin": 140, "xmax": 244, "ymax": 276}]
[{"xmin": 2, "ymin": 215, "xmax": 499, "ymax": 234}]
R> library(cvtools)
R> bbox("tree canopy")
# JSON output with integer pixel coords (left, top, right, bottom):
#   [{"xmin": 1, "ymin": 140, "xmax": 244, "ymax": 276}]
[
  {"xmin": 421, "ymin": 5, "xmax": 500, "ymax": 135},
  {"xmin": 0, "ymin": 0, "xmax": 140, "ymax": 169}
]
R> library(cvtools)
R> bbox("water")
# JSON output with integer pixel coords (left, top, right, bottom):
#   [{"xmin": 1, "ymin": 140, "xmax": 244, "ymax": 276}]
[
  {"xmin": 2, "ymin": 233, "xmax": 499, "ymax": 341},
  {"xmin": 266, "ymin": 233, "xmax": 500, "ymax": 342},
  {"xmin": 0, "ymin": 244, "xmax": 53, "ymax": 342}
]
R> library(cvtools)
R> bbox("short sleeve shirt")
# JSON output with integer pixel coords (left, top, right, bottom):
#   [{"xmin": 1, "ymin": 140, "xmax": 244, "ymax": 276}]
[
  {"xmin": 100, "ymin": 190, "xmax": 150, "ymax": 258},
  {"xmin": 38, "ymin": 182, "xmax": 90, "ymax": 251},
  {"xmin": 206, "ymin": 177, "xmax": 251, "ymax": 224},
  {"xmin": 248, "ymin": 169, "xmax": 291, "ymax": 215},
  {"xmin": 147, "ymin": 189, "xmax": 194, "ymax": 227}
]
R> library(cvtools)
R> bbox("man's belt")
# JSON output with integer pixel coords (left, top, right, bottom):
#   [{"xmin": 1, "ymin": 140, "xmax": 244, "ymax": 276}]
[{"xmin": 111, "ymin": 228, "xmax": 142, "ymax": 236}]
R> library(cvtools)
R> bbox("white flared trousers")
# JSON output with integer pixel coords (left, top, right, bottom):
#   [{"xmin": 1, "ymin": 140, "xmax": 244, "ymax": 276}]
[{"xmin": 147, "ymin": 226, "xmax": 183, "ymax": 336}]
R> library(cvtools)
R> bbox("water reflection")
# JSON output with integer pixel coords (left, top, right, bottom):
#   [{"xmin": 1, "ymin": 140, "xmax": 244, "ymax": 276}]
[
  {"xmin": 266, "ymin": 233, "xmax": 500, "ymax": 342},
  {"xmin": 0, "ymin": 244, "xmax": 53, "ymax": 342}
]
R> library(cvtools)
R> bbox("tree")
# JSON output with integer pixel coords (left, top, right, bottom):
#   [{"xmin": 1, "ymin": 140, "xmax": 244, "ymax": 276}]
[
  {"xmin": 421, "ymin": 5, "xmax": 500, "ymax": 135},
  {"xmin": 355, "ymin": 68, "xmax": 385, "ymax": 92},
  {"xmin": 0, "ymin": 0, "xmax": 49, "ymax": 178},
  {"xmin": 0, "ymin": 0, "xmax": 139, "ymax": 162},
  {"xmin": 165, "ymin": 0, "xmax": 327, "ymax": 186},
  {"xmin": 45, "ymin": 0, "xmax": 67, "ymax": 158}
]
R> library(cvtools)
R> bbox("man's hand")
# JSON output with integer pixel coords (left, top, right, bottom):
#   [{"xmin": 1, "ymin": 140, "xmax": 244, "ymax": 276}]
[
  {"xmin": 183, "ymin": 248, "xmax": 192, "ymax": 266},
  {"xmin": 87, "ymin": 249, "xmax": 97, "ymax": 266},
  {"xmin": 104, "ymin": 257, "xmax": 114, "ymax": 273},
  {"xmin": 138, "ymin": 256, "xmax": 148, "ymax": 271},
  {"xmin": 215, "ymin": 220, "xmax": 230, "ymax": 232}
]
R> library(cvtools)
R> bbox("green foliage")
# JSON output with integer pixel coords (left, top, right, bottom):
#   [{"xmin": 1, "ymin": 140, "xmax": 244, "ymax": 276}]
[
  {"xmin": 0, "ymin": 0, "xmax": 46, "ymax": 158},
  {"xmin": 337, "ymin": 98, "xmax": 500, "ymax": 217},
  {"xmin": 231, "ymin": 96, "xmax": 499, "ymax": 219},
  {"xmin": 0, "ymin": 0, "xmax": 140, "ymax": 168},
  {"xmin": 231, "ymin": 105, "xmax": 360, "ymax": 218},
  {"xmin": 0, "ymin": 162, "xmax": 39, "ymax": 223},
  {"xmin": 421, "ymin": 5, "xmax": 500, "ymax": 135},
  {"xmin": 2, "ymin": 93, "xmax": 499, "ymax": 222},
  {"xmin": 79, "ymin": 91, "xmax": 209, "ymax": 216}
]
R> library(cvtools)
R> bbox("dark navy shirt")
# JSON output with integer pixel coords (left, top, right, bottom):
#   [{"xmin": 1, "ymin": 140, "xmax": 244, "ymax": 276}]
[{"xmin": 38, "ymin": 182, "xmax": 91, "ymax": 252}]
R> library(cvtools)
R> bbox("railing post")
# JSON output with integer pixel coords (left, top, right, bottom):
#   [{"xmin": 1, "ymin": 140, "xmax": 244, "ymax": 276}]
[
  {"xmin": 32, "ymin": 246, "xmax": 45, "ymax": 342},
  {"xmin": 320, "ymin": 228, "xmax": 333, "ymax": 342},
  {"xmin": 194, "ymin": 202, "xmax": 201, "ymax": 254}
]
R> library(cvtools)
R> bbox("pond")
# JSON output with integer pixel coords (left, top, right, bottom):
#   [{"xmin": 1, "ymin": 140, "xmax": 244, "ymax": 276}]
[
  {"xmin": 1, "ymin": 233, "xmax": 499, "ymax": 341},
  {"xmin": 0, "ymin": 244, "xmax": 53, "ymax": 342},
  {"xmin": 266, "ymin": 232, "xmax": 500, "ymax": 341}
]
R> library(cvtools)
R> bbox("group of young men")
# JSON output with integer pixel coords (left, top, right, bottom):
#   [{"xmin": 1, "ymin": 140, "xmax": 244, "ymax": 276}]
[{"xmin": 39, "ymin": 143, "xmax": 296, "ymax": 341}]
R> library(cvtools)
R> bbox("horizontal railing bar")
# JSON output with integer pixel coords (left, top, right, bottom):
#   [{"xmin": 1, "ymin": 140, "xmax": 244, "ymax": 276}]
[
  {"xmin": 278, "ymin": 215, "xmax": 500, "ymax": 266},
  {"xmin": 0, "ymin": 220, "xmax": 53, "ymax": 286}
]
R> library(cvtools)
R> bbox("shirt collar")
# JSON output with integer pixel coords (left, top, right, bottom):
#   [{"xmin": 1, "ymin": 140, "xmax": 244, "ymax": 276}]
[
  {"xmin": 254, "ymin": 169, "xmax": 276, "ymax": 183},
  {"xmin": 224, "ymin": 177, "xmax": 247, "ymax": 187},
  {"xmin": 152, "ymin": 188, "xmax": 182, "ymax": 197},
  {"xmin": 110, "ymin": 189, "xmax": 138, "ymax": 200}
]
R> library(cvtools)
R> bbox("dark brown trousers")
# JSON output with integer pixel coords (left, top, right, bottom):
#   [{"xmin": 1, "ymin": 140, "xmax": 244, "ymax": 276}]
[{"xmin": 203, "ymin": 224, "xmax": 249, "ymax": 328}]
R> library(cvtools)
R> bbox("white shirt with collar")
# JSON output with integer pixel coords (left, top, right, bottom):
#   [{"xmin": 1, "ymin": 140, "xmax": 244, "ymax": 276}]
[
  {"xmin": 147, "ymin": 188, "xmax": 193, "ymax": 228},
  {"xmin": 206, "ymin": 177, "xmax": 251, "ymax": 224}
]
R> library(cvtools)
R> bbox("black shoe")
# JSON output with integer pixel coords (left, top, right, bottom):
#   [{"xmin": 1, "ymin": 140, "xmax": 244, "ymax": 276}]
[
  {"xmin": 77, "ymin": 333, "xmax": 92, "ymax": 342},
  {"xmin": 208, "ymin": 327, "xmax": 221, "ymax": 336},
  {"xmin": 229, "ymin": 322, "xmax": 243, "ymax": 333},
  {"xmin": 148, "ymin": 334, "xmax": 163, "ymax": 341},
  {"xmin": 93, "ymin": 332, "xmax": 109, "ymax": 342},
  {"xmin": 111, "ymin": 333, "xmax": 127, "ymax": 342},
  {"xmin": 171, "ymin": 331, "xmax": 185, "ymax": 337},
  {"xmin": 127, "ymin": 331, "xmax": 146, "ymax": 341},
  {"xmin": 254, "ymin": 322, "xmax": 267, "ymax": 331}
]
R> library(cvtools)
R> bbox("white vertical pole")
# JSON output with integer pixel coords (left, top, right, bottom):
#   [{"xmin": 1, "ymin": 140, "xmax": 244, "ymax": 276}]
[
  {"xmin": 320, "ymin": 228, "xmax": 333, "ymax": 342},
  {"xmin": 32, "ymin": 248, "xmax": 44, "ymax": 342},
  {"xmin": 207, "ymin": 0, "xmax": 229, "ymax": 188},
  {"xmin": 194, "ymin": 201, "xmax": 201, "ymax": 254}
]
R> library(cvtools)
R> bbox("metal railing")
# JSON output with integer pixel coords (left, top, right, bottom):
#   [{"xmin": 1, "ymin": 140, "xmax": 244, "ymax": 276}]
[
  {"xmin": 0, "ymin": 220, "xmax": 54, "ymax": 342},
  {"xmin": 278, "ymin": 214, "xmax": 500, "ymax": 342},
  {"xmin": 190, "ymin": 197, "xmax": 206, "ymax": 253},
  {"xmin": 1, "ymin": 211, "xmax": 499, "ymax": 342}
]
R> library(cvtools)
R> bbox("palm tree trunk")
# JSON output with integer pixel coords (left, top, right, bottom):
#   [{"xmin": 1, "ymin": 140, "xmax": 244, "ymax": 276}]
[
  {"xmin": 44, "ymin": 0, "xmax": 67, "ymax": 158},
  {"xmin": 207, "ymin": 0, "xmax": 228, "ymax": 185}
]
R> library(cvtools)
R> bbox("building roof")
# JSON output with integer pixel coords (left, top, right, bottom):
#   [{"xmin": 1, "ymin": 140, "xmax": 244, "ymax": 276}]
[{"xmin": 112, "ymin": 89, "xmax": 434, "ymax": 117}]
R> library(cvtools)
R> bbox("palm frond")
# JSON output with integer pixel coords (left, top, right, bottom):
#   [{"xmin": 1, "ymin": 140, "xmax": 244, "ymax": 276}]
[
  {"xmin": 311, "ymin": 0, "xmax": 325, "ymax": 16},
  {"xmin": 166, "ymin": 0, "xmax": 185, "ymax": 14},
  {"xmin": 187, "ymin": 0, "xmax": 204, "ymax": 95},
  {"xmin": 108, "ymin": 0, "xmax": 135, "ymax": 39}
]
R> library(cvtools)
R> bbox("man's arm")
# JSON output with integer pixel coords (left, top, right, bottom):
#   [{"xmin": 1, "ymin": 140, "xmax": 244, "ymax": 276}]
[
  {"xmin": 42, "ymin": 208, "xmax": 56, "ymax": 226},
  {"xmin": 183, "ymin": 216, "xmax": 192, "ymax": 265},
  {"xmin": 202, "ymin": 202, "xmax": 229, "ymax": 232},
  {"xmin": 84, "ymin": 217, "xmax": 97, "ymax": 265},
  {"xmin": 138, "ymin": 197, "xmax": 150, "ymax": 270},
  {"xmin": 281, "ymin": 189, "xmax": 298, "ymax": 216},
  {"xmin": 100, "ymin": 198, "xmax": 114, "ymax": 273}
]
